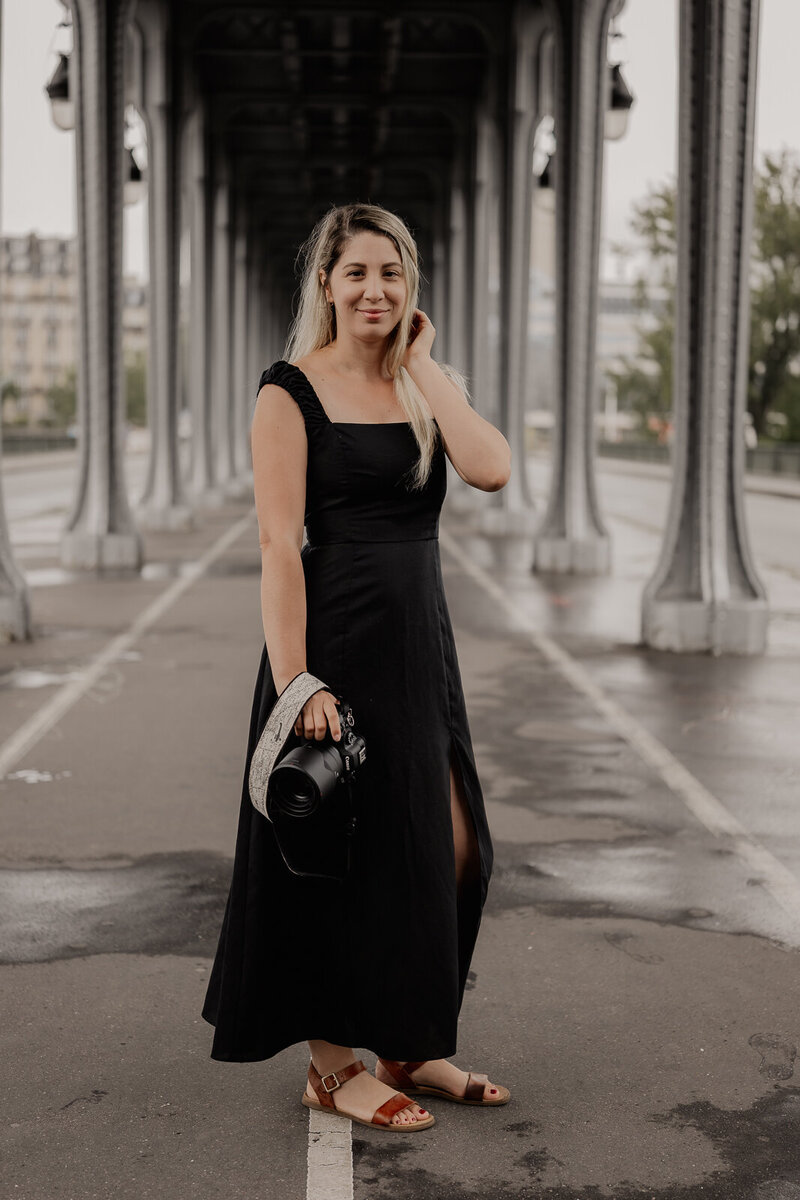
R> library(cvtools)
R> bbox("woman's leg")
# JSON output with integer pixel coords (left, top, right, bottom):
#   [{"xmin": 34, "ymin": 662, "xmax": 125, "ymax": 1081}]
[
  {"xmin": 377, "ymin": 754, "xmax": 501, "ymax": 1100},
  {"xmin": 306, "ymin": 1040, "xmax": 429, "ymax": 1125},
  {"xmin": 449, "ymin": 747, "xmax": 481, "ymax": 895}
]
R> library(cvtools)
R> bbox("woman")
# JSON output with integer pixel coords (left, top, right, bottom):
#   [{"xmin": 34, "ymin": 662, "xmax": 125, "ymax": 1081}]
[{"xmin": 202, "ymin": 202, "xmax": 512, "ymax": 1132}]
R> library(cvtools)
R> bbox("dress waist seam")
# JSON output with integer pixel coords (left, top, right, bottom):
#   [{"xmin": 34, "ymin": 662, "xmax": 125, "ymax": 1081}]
[{"xmin": 306, "ymin": 535, "xmax": 439, "ymax": 547}]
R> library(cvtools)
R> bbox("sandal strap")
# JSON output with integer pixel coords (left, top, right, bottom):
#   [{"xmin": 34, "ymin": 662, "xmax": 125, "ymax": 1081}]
[
  {"xmin": 308, "ymin": 1057, "xmax": 366, "ymax": 1108},
  {"xmin": 378, "ymin": 1059, "xmax": 427, "ymax": 1088},
  {"xmin": 464, "ymin": 1072, "xmax": 489, "ymax": 1102},
  {"xmin": 372, "ymin": 1091, "xmax": 416, "ymax": 1126}
]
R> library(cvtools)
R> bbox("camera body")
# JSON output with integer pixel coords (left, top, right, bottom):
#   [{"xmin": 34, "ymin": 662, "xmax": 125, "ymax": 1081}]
[{"xmin": 267, "ymin": 695, "xmax": 366, "ymax": 822}]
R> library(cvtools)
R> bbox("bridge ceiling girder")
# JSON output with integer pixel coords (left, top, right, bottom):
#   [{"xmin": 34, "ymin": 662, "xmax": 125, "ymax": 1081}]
[{"xmin": 177, "ymin": 1, "xmax": 499, "ymax": 253}]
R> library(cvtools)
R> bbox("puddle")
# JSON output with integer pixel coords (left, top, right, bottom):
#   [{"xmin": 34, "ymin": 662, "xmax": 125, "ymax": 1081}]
[{"xmin": 4, "ymin": 769, "xmax": 72, "ymax": 784}]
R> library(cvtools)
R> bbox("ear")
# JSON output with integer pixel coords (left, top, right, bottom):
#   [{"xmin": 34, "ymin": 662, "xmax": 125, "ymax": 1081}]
[{"xmin": 319, "ymin": 269, "xmax": 332, "ymax": 305}]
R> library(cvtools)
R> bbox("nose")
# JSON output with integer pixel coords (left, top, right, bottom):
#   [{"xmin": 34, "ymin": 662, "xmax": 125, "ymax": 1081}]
[{"xmin": 362, "ymin": 274, "xmax": 385, "ymax": 302}]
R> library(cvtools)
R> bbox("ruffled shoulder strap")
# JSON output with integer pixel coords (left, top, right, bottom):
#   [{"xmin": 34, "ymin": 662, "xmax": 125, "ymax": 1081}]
[{"xmin": 256, "ymin": 360, "xmax": 329, "ymax": 431}]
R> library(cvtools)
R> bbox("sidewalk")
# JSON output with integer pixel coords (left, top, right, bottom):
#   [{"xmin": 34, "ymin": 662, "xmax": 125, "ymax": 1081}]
[{"xmin": 1, "ymin": 483, "xmax": 799, "ymax": 1199}]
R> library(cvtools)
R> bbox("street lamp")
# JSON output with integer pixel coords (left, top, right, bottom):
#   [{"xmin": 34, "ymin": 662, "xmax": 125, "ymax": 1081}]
[
  {"xmin": 124, "ymin": 149, "xmax": 146, "ymax": 206},
  {"xmin": 604, "ymin": 62, "xmax": 634, "ymax": 141},
  {"xmin": 44, "ymin": 52, "xmax": 74, "ymax": 131}
]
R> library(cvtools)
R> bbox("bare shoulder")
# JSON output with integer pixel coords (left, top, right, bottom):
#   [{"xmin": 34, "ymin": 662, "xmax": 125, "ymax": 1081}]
[{"xmin": 253, "ymin": 380, "xmax": 305, "ymax": 431}]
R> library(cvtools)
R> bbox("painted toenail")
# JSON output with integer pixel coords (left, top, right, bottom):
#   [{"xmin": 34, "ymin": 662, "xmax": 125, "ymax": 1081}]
[{"xmin": 490, "ymin": 1087, "xmax": 497, "ymax": 1093}]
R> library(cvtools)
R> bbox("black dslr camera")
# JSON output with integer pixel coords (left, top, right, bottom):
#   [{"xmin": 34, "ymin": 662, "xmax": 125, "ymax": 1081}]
[{"xmin": 266, "ymin": 695, "xmax": 367, "ymax": 880}]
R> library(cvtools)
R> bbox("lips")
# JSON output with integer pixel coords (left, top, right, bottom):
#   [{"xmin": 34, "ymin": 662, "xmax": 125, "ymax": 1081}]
[{"xmin": 358, "ymin": 309, "xmax": 389, "ymax": 316}]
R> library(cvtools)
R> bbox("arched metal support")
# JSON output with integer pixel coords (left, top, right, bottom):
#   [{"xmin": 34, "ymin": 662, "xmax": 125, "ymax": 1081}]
[
  {"xmin": 62, "ymin": 0, "xmax": 143, "ymax": 570},
  {"xmin": 135, "ymin": 0, "xmax": 193, "ymax": 531},
  {"xmin": 533, "ymin": 0, "xmax": 618, "ymax": 573},
  {"xmin": 641, "ymin": 0, "xmax": 768, "ymax": 654}
]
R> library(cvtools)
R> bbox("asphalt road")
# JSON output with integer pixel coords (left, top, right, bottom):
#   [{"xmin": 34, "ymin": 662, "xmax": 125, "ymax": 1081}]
[{"xmin": 1, "ymin": 452, "xmax": 799, "ymax": 1199}]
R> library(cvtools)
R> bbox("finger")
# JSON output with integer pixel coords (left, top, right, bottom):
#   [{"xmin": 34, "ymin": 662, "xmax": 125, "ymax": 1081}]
[{"xmin": 325, "ymin": 697, "xmax": 342, "ymax": 741}]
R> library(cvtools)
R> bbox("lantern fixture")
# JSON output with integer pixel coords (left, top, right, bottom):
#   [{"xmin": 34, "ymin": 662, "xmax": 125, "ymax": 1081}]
[
  {"xmin": 124, "ymin": 149, "xmax": 146, "ymax": 206},
  {"xmin": 604, "ymin": 62, "xmax": 634, "ymax": 141},
  {"xmin": 45, "ymin": 52, "xmax": 74, "ymax": 131}
]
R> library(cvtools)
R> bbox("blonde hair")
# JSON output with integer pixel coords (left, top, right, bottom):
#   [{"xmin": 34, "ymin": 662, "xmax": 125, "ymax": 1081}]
[{"xmin": 284, "ymin": 202, "xmax": 469, "ymax": 490}]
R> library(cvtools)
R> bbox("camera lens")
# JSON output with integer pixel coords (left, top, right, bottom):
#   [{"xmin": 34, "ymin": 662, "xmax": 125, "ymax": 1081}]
[{"xmin": 270, "ymin": 766, "xmax": 321, "ymax": 817}]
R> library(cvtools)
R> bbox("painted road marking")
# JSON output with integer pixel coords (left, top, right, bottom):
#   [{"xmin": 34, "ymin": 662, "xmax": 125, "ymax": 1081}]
[
  {"xmin": 439, "ymin": 527, "xmax": 800, "ymax": 928},
  {"xmin": 306, "ymin": 1110, "xmax": 353, "ymax": 1200},
  {"xmin": 0, "ymin": 511, "xmax": 255, "ymax": 781}
]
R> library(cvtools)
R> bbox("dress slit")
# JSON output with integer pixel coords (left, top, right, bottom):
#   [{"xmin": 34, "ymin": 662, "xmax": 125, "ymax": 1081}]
[{"xmin": 448, "ymin": 733, "xmax": 486, "ymax": 1006}]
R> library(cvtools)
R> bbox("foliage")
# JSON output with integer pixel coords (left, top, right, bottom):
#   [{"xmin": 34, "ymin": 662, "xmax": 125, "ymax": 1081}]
[
  {"xmin": 125, "ymin": 350, "xmax": 147, "ymax": 426},
  {"xmin": 45, "ymin": 366, "xmax": 77, "ymax": 426},
  {"xmin": 608, "ymin": 149, "xmax": 800, "ymax": 442}
]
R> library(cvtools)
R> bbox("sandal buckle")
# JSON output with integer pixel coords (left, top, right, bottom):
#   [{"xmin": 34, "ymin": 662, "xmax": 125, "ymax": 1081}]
[{"xmin": 320, "ymin": 1071, "xmax": 341, "ymax": 1093}]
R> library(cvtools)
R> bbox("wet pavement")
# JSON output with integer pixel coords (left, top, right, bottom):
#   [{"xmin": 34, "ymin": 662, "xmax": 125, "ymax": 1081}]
[{"xmin": 1, "ymin": 453, "xmax": 800, "ymax": 1198}]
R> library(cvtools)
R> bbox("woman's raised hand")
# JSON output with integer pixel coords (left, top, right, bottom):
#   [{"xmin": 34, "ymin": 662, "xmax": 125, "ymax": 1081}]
[
  {"xmin": 402, "ymin": 308, "xmax": 436, "ymax": 369},
  {"xmin": 294, "ymin": 691, "xmax": 342, "ymax": 742}
]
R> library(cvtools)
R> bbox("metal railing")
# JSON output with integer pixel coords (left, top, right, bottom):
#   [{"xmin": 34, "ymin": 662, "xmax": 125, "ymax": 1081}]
[{"xmin": 595, "ymin": 440, "xmax": 800, "ymax": 479}]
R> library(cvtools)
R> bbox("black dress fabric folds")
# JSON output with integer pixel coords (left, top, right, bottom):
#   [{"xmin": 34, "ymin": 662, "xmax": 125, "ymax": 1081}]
[{"xmin": 202, "ymin": 360, "xmax": 494, "ymax": 1062}]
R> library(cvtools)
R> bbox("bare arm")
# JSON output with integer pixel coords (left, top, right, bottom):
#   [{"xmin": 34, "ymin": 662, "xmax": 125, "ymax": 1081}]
[
  {"xmin": 251, "ymin": 383, "xmax": 309, "ymax": 694},
  {"xmin": 403, "ymin": 309, "xmax": 512, "ymax": 492},
  {"xmin": 250, "ymin": 383, "xmax": 341, "ymax": 740}
]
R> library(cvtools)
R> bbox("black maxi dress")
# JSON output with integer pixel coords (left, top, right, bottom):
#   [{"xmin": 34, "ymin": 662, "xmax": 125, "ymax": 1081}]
[{"xmin": 201, "ymin": 360, "xmax": 494, "ymax": 1062}]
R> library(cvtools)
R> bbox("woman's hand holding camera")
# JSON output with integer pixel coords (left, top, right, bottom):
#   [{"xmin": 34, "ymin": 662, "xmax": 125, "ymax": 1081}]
[{"xmin": 294, "ymin": 690, "xmax": 342, "ymax": 742}]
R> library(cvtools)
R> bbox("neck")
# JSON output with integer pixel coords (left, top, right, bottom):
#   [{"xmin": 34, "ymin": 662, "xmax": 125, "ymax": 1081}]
[{"xmin": 324, "ymin": 330, "xmax": 391, "ymax": 379}]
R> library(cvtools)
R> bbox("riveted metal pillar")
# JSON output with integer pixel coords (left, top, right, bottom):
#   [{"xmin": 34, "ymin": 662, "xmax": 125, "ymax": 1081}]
[
  {"xmin": 230, "ymin": 198, "xmax": 251, "ymax": 482},
  {"xmin": 533, "ymin": 0, "xmax": 616, "ymax": 573},
  {"xmin": 185, "ymin": 103, "xmax": 220, "ymax": 506},
  {"xmin": 470, "ymin": 107, "xmax": 503, "ymax": 432},
  {"xmin": 62, "ymin": 0, "xmax": 143, "ymax": 570},
  {"xmin": 136, "ymin": 0, "xmax": 193, "ymax": 531},
  {"xmin": 493, "ymin": 10, "xmax": 554, "ymax": 520},
  {"xmin": 446, "ymin": 159, "xmax": 470, "ymax": 380},
  {"xmin": 0, "ymin": 3, "xmax": 31, "ymax": 640},
  {"xmin": 0, "ymin": 435, "xmax": 31, "ymax": 641},
  {"xmin": 641, "ymin": 0, "xmax": 768, "ymax": 654}
]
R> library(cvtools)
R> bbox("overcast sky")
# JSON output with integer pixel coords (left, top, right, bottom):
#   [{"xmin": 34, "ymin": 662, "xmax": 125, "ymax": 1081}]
[{"xmin": 1, "ymin": 0, "xmax": 796, "ymax": 281}]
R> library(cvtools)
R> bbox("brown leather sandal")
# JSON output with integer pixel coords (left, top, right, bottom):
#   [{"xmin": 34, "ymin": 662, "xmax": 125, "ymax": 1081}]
[
  {"xmin": 377, "ymin": 1058, "xmax": 511, "ymax": 1106},
  {"xmin": 301, "ymin": 1057, "xmax": 436, "ymax": 1131}
]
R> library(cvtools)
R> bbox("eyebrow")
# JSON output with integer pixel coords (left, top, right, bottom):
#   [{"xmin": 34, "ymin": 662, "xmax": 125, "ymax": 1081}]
[{"xmin": 341, "ymin": 261, "xmax": 402, "ymax": 269}]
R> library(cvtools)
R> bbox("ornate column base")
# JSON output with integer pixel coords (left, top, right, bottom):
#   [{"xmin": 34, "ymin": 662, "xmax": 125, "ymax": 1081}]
[
  {"xmin": 61, "ymin": 530, "xmax": 143, "ymax": 571},
  {"xmin": 221, "ymin": 475, "xmax": 253, "ymax": 502},
  {"xmin": 479, "ymin": 506, "xmax": 539, "ymax": 537},
  {"xmin": 642, "ymin": 597, "xmax": 768, "ymax": 656},
  {"xmin": 533, "ymin": 533, "xmax": 611, "ymax": 574},
  {"xmin": 0, "ymin": 588, "xmax": 31, "ymax": 643},
  {"xmin": 135, "ymin": 501, "xmax": 195, "ymax": 532}
]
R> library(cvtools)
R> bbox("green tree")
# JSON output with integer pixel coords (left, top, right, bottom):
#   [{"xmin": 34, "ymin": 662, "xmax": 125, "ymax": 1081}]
[
  {"xmin": 608, "ymin": 149, "xmax": 800, "ymax": 442},
  {"xmin": 45, "ymin": 366, "xmax": 77, "ymax": 427},
  {"xmin": 749, "ymin": 150, "xmax": 800, "ymax": 439},
  {"xmin": 125, "ymin": 350, "xmax": 147, "ymax": 426}
]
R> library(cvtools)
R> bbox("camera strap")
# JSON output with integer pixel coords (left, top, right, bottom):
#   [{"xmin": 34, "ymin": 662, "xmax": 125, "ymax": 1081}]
[{"xmin": 248, "ymin": 670, "xmax": 332, "ymax": 819}]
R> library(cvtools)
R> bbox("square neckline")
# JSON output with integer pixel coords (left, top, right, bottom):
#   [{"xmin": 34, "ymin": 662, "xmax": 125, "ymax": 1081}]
[{"xmin": 285, "ymin": 360, "xmax": 412, "ymax": 427}]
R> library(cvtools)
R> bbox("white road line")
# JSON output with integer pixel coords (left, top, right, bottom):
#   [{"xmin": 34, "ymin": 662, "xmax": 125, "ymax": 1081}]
[
  {"xmin": 439, "ymin": 527, "xmax": 800, "ymax": 926},
  {"xmin": 306, "ymin": 1111, "xmax": 353, "ymax": 1200},
  {"xmin": 0, "ymin": 511, "xmax": 255, "ymax": 781}
]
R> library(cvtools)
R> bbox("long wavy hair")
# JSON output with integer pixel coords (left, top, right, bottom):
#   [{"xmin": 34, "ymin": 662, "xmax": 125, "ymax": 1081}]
[{"xmin": 284, "ymin": 202, "xmax": 469, "ymax": 490}]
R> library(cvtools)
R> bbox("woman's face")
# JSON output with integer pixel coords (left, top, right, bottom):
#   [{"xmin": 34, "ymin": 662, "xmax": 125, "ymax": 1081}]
[{"xmin": 322, "ymin": 231, "xmax": 408, "ymax": 341}]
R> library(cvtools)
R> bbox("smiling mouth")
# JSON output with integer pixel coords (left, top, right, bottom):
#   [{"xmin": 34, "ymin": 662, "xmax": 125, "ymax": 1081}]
[{"xmin": 358, "ymin": 309, "xmax": 389, "ymax": 315}]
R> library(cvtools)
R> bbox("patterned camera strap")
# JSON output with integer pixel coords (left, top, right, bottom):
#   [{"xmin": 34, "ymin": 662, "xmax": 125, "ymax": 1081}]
[{"xmin": 248, "ymin": 670, "xmax": 332, "ymax": 819}]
